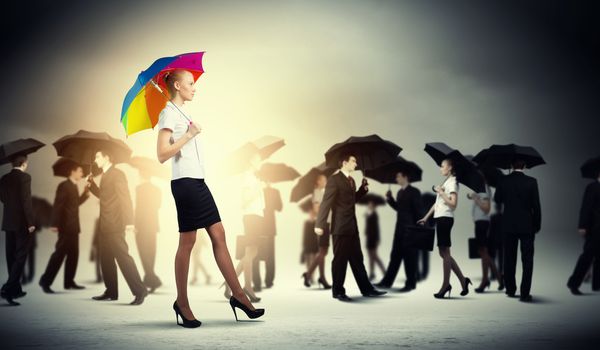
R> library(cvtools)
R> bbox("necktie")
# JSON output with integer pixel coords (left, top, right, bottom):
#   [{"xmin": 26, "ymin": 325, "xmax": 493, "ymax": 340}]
[{"xmin": 348, "ymin": 175, "xmax": 356, "ymax": 191}]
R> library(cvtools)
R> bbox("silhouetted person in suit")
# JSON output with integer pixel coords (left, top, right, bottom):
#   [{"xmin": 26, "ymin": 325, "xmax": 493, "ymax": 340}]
[
  {"xmin": 315, "ymin": 153, "xmax": 386, "ymax": 301},
  {"xmin": 567, "ymin": 171, "xmax": 600, "ymax": 294},
  {"xmin": 417, "ymin": 192, "xmax": 436, "ymax": 281},
  {"xmin": 90, "ymin": 218, "xmax": 103, "ymax": 283},
  {"xmin": 364, "ymin": 202, "xmax": 385, "ymax": 281},
  {"xmin": 253, "ymin": 184, "xmax": 282, "ymax": 290},
  {"xmin": 88, "ymin": 150, "xmax": 148, "ymax": 305},
  {"xmin": 134, "ymin": 171, "xmax": 162, "ymax": 293},
  {"xmin": 494, "ymin": 159, "xmax": 541, "ymax": 302},
  {"xmin": 375, "ymin": 171, "xmax": 422, "ymax": 291},
  {"xmin": 0, "ymin": 155, "xmax": 36, "ymax": 306},
  {"xmin": 39, "ymin": 164, "xmax": 89, "ymax": 293}
]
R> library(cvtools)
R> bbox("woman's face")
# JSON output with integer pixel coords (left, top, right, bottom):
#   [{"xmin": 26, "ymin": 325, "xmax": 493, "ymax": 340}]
[
  {"xmin": 175, "ymin": 71, "xmax": 196, "ymax": 102},
  {"xmin": 440, "ymin": 159, "xmax": 452, "ymax": 176}
]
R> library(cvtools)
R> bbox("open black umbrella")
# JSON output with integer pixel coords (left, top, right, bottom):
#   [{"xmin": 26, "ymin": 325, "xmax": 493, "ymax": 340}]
[
  {"xmin": 424, "ymin": 142, "xmax": 485, "ymax": 193},
  {"xmin": 256, "ymin": 163, "xmax": 300, "ymax": 183},
  {"xmin": 364, "ymin": 156, "xmax": 422, "ymax": 184},
  {"xmin": 298, "ymin": 197, "xmax": 314, "ymax": 213},
  {"xmin": 52, "ymin": 157, "xmax": 99, "ymax": 177},
  {"xmin": 324, "ymin": 134, "xmax": 401, "ymax": 171},
  {"xmin": 581, "ymin": 156, "xmax": 600, "ymax": 179},
  {"xmin": 253, "ymin": 135, "xmax": 285, "ymax": 160},
  {"xmin": 0, "ymin": 138, "xmax": 45, "ymax": 165},
  {"xmin": 473, "ymin": 144, "xmax": 545, "ymax": 169},
  {"xmin": 53, "ymin": 130, "xmax": 132, "ymax": 165},
  {"xmin": 290, "ymin": 162, "xmax": 336, "ymax": 202},
  {"xmin": 356, "ymin": 193, "xmax": 386, "ymax": 206},
  {"xmin": 127, "ymin": 156, "xmax": 170, "ymax": 180},
  {"xmin": 465, "ymin": 154, "xmax": 504, "ymax": 188},
  {"xmin": 32, "ymin": 196, "xmax": 53, "ymax": 228}
]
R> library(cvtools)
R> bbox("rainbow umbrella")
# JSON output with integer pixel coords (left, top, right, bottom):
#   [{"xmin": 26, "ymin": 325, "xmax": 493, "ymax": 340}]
[{"xmin": 121, "ymin": 52, "xmax": 205, "ymax": 136}]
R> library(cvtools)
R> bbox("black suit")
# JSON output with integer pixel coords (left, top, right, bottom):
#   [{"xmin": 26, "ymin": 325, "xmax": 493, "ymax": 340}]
[
  {"xmin": 494, "ymin": 171, "xmax": 541, "ymax": 297},
  {"xmin": 379, "ymin": 185, "xmax": 423, "ymax": 288},
  {"xmin": 316, "ymin": 171, "xmax": 374, "ymax": 296},
  {"xmin": 568, "ymin": 181, "xmax": 600, "ymax": 290},
  {"xmin": 89, "ymin": 166, "xmax": 145, "ymax": 298},
  {"xmin": 39, "ymin": 180, "xmax": 88, "ymax": 287},
  {"xmin": 0, "ymin": 169, "xmax": 34, "ymax": 298},
  {"xmin": 253, "ymin": 186, "xmax": 282, "ymax": 289},
  {"xmin": 134, "ymin": 182, "xmax": 162, "ymax": 289}
]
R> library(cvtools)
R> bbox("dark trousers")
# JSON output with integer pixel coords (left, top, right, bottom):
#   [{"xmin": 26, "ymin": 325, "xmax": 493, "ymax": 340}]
[
  {"xmin": 331, "ymin": 234, "xmax": 374, "ymax": 296},
  {"xmin": 22, "ymin": 234, "xmax": 37, "ymax": 284},
  {"xmin": 568, "ymin": 232, "xmax": 600, "ymax": 290},
  {"xmin": 2, "ymin": 229, "xmax": 33, "ymax": 297},
  {"xmin": 503, "ymin": 232, "xmax": 535, "ymax": 296},
  {"xmin": 135, "ymin": 232, "xmax": 161, "ymax": 288},
  {"xmin": 252, "ymin": 235, "xmax": 275, "ymax": 288},
  {"xmin": 380, "ymin": 228, "xmax": 417, "ymax": 287},
  {"xmin": 39, "ymin": 232, "xmax": 80, "ymax": 287},
  {"xmin": 417, "ymin": 250, "xmax": 429, "ymax": 281},
  {"xmin": 99, "ymin": 231, "xmax": 146, "ymax": 298}
]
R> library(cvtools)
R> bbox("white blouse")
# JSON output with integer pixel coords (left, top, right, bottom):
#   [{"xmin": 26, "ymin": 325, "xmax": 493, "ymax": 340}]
[
  {"xmin": 433, "ymin": 175, "xmax": 459, "ymax": 218},
  {"xmin": 471, "ymin": 185, "xmax": 491, "ymax": 222},
  {"xmin": 157, "ymin": 101, "xmax": 205, "ymax": 180}
]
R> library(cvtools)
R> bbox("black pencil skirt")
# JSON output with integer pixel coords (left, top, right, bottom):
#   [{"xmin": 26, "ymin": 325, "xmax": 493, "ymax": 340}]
[
  {"xmin": 474, "ymin": 220, "xmax": 490, "ymax": 247},
  {"xmin": 171, "ymin": 178, "xmax": 221, "ymax": 232},
  {"xmin": 435, "ymin": 217, "xmax": 454, "ymax": 248}
]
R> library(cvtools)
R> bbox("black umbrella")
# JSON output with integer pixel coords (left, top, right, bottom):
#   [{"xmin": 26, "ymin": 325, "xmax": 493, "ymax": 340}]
[
  {"xmin": 32, "ymin": 196, "xmax": 53, "ymax": 228},
  {"xmin": 298, "ymin": 197, "xmax": 314, "ymax": 213},
  {"xmin": 256, "ymin": 163, "xmax": 300, "ymax": 183},
  {"xmin": 253, "ymin": 135, "xmax": 285, "ymax": 160},
  {"xmin": 364, "ymin": 156, "xmax": 422, "ymax": 184},
  {"xmin": 290, "ymin": 162, "xmax": 336, "ymax": 202},
  {"xmin": 53, "ymin": 130, "xmax": 132, "ymax": 165},
  {"xmin": 356, "ymin": 193, "xmax": 386, "ymax": 206},
  {"xmin": 0, "ymin": 138, "xmax": 45, "ymax": 165},
  {"xmin": 424, "ymin": 142, "xmax": 485, "ymax": 193},
  {"xmin": 324, "ymin": 134, "xmax": 401, "ymax": 171},
  {"xmin": 127, "ymin": 156, "xmax": 170, "ymax": 180},
  {"xmin": 473, "ymin": 144, "xmax": 545, "ymax": 169},
  {"xmin": 52, "ymin": 157, "xmax": 98, "ymax": 177},
  {"xmin": 465, "ymin": 154, "xmax": 504, "ymax": 188},
  {"xmin": 581, "ymin": 156, "xmax": 600, "ymax": 179}
]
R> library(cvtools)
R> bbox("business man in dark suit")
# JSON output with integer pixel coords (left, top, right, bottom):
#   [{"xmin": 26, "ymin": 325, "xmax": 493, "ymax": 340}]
[
  {"xmin": 494, "ymin": 160, "xmax": 541, "ymax": 302},
  {"xmin": 315, "ymin": 152, "xmax": 386, "ymax": 301},
  {"xmin": 0, "ymin": 155, "xmax": 36, "ymax": 305},
  {"xmin": 39, "ymin": 163, "xmax": 89, "ymax": 293},
  {"xmin": 134, "ymin": 172, "xmax": 162, "ymax": 293},
  {"xmin": 253, "ymin": 184, "xmax": 282, "ymax": 290},
  {"xmin": 375, "ymin": 171, "xmax": 423, "ymax": 291},
  {"xmin": 88, "ymin": 150, "xmax": 148, "ymax": 305},
  {"xmin": 567, "ymin": 172, "xmax": 600, "ymax": 294}
]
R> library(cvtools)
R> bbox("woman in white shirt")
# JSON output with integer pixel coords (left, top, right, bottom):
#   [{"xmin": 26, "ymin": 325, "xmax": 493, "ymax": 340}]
[
  {"xmin": 468, "ymin": 181, "xmax": 503, "ymax": 293},
  {"xmin": 418, "ymin": 158, "xmax": 471, "ymax": 299},
  {"xmin": 157, "ymin": 69, "xmax": 263, "ymax": 327}
]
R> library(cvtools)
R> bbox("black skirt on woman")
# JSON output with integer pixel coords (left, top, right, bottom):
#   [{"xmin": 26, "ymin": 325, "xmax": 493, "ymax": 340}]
[
  {"xmin": 365, "ymin": 212, "xmax": 380, "ymax": 250},
  {"xmin": 171, "ymin": 178, "xmax": 221, "ymax": 232},
  {"xmin": 302, "ymin": 220, "xmax": 319, "ymax": 254},
  {"xmin": 318, "ymin": 223, "xmax": 331, "ymax": 248}
]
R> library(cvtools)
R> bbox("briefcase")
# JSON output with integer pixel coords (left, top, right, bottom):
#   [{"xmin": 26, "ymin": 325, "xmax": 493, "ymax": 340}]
[
  {"xmin": 405, "ymin": 225, "xmax": 435, "ymax": 251},
  {"xmin": 468, "ymin": 238, "xmax": 481, "ymax": 259}
]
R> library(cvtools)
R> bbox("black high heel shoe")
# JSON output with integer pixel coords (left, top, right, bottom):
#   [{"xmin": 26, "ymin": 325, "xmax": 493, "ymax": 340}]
[
  {"xmin": 301, "ymin": 273, "xmax": 311, "ymax": 288},
  {"xmin": 433, "ymin": 285, "xmax": 452, "ymax": 299},
  {"xmin": 474, "ymin": 280, "xmax": 490, "ymax": 293},
  {"xmin": 318, "ymin": 277, "xmax": 332, "ymax": 290},
  {"xmin": 461, "ymin": 278, "xmax": 472, "ymax": 296},
  {"xmin": 229, "ymin": 296, "xmax": 265, "ymax": 321},
  {"xmin": 173, "ymin": 301, "xmax": 201, "ymax": 328}
]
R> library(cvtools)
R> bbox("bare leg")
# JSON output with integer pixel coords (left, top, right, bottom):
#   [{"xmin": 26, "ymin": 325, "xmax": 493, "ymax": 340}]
[
  {"xmin": 206, "ymin": 222, "xmax": 256, "ymax": 311},
  {"xmin": 175, "ymin": 231, "xmax": 197, "ymax": 320},
  {"xmin": 447, "ymin": 248, "xmax": 466, "ymax": 287},
  {"xmin": 438, "ymin": 247, "xmax": 452, "ymax": 292}
]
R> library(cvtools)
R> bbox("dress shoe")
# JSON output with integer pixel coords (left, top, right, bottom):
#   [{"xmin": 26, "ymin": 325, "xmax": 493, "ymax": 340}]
[
  {"xmin": 373, "ymin": 281, "xmax": 391, "ymax": 289},
  {"xmin": 519, "ymin": 294, "xmax": 533, "ymax": 302},
  {"xmin": 397, "ymin": 285, "xmax": 415, "ymax": 293},
  {"xmin": 363, "ymin": 289, "xmax": 387, "ymax": 297},
  {"xmin": 333, "ymin": 294, "xmax": 352, "ymax": 302},
  {"xmin": 92, "ymin": 293, "xmax": 118, "ymax": 301},
  {"xmin": 14, "ymin": 291, "xmax": 27, "ymax": 298},
  {"xmin": 265, "ymin": 283, "xmax": 273, "ymax": 289},
  {"xmin": 130, "ymin": 291, "xmax": 148, "ymax": 305},
  {"xmin": 64, "ymin": 283, "xmax": 85, "ymax": 290},
  {"xmin": 506, "ymin": 290, "xmax": 517, "ymax": 298},
  {"xmin": 39, "ymin": 282, "xmax": 55, "ymax": 294}
]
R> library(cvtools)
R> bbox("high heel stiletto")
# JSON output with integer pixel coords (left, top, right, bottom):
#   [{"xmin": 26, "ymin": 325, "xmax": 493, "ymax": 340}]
[
  {"xmin": 475, "ymin": 280, "xmax": 490, "ymax": 293},
  {"xmin": 173, "ymin": 301, "xmax": 202, "ymax": 328},
  {"xmin": 301, "ymin": 273, "xmax": 311, "ymax": 288},
  {"xmin": 318, "ymin": 277, "xmax": 331, "ymax": 290},
  {"xmin": 498, "ymin": 277, "xmax": 505, "ymax": 291},
  {"xmin": 243, "ymin": 288, "xmax": 261, "ymax": 303},
  {"xmin": 229, "ymin": 296, "xmax": 265, "ymax": 321},
  {"xmin": 461, "ymin": 277, "xmax": 472, "ymax": 296},
  {"xmin": 433, "ymin": 285, "xmax": 452, "ymax": 299}
]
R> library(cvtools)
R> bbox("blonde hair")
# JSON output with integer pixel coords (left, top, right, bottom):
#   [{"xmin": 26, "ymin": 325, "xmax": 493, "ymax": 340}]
[{"xmin": 163, "ymin": 69, "xmax": 188, "ymax": 97}]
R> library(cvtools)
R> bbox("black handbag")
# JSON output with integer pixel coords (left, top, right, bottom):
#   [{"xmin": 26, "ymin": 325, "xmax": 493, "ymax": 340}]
[
  {"xmin": 468, "ymin": 238, "xmax": 481, "ymax": 259},
  {"xmin": 405, "ymin": 225, "xmax": 435, "ymax": 251}
]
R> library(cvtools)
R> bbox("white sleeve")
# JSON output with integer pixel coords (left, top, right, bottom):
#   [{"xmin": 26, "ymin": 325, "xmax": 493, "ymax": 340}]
[
  {"xmin": 158, "ymin": 109, "xmax": 176, "ymax": 131},
  {"xmin": 447, "ymin": 177, "xmax": 458, "ymax": 194}
]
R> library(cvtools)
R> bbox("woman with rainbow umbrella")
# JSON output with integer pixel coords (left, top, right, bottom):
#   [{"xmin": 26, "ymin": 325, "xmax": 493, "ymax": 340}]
[{"xmin": 122, "ymin": 52, "xmax": 264, "ymax": 327}]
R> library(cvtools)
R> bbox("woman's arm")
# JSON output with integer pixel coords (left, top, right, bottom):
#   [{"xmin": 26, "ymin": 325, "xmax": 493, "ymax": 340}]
[
  {"xmin": 439, "ymin": 191, "xmax": 457, "ymax": 209},
  {"xmin": 417, "ymin": 204, "xmax": 435, "ymax": 224},
  {"xmin": 156, "ymin": 123, "xmax": 200, "ymax": 164}
]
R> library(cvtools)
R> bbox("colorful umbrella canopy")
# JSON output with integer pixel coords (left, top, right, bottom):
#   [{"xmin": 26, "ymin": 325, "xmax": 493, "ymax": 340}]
[
  {"xmin": 324, "ymin": 134, "xmax": 401, "ymax": 171},
  {"xmin": 127, "ymin": 156, "xmax": 170, "ymax": 180},
  {"xmin": 121, "ymin": 52, "xmax": 205, "ymax": 136},
  {"xmin": 290, "ymin": 162, "xmax": 336, "ymax": 202},
  {"xmin": 53, "ymin": 130, "xmax": 132, "ymax": 165},
  {"xmin": 364, "ymin": 156, "xmax": 422, "ymax": 184},
  {"xmin": 0, "ymin": 138, "xmax": 45, "ymax": 165},
  {"xmin": 256, "ymin": 163, "xmax": 300, "ymax": 183}
]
